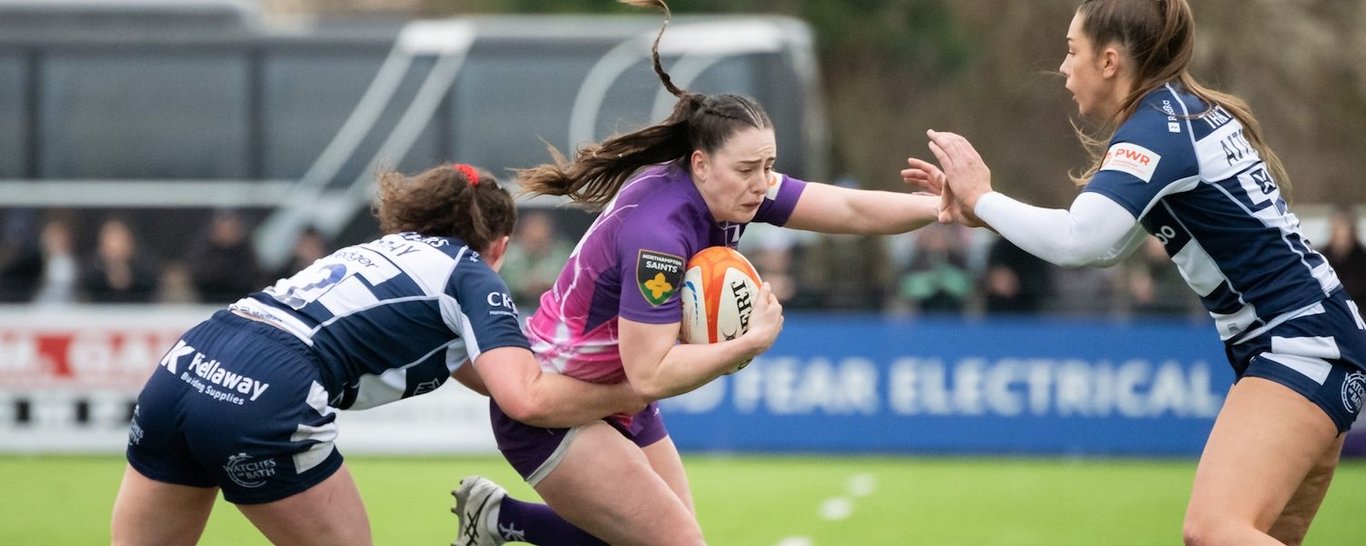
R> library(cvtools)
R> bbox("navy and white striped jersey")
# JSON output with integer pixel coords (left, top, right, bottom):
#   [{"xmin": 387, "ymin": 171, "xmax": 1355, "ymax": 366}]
[
  {"xmin": 1085, "ymin": 83, "xmax": 1340, "ymax": 341},
  {"xmin": 229, "ymin": 232, "xmax": 529, "ymax": 410}
]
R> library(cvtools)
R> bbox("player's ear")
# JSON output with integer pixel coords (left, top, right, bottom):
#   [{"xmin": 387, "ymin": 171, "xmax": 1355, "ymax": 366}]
[
  {"xmin": 484, "ymin": 235, "xmax": 511, "ymax": 272},
  {"xmin": 690, "ymin": 149, "xmax": 709, "ymax": 183},
  {"xmin": 1100, "ymin": 45, "xmax": 1123, "ymax": 78}
]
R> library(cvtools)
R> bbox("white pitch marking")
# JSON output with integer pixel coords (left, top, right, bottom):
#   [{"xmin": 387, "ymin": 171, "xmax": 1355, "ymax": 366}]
[
  {"xmin": 847, "ymin": 473, "xmax": 876, "ymax": 497},
  {"xmin": 820, "ymin": 496, "xmax": 853, "ymax": 520},
  {"xmin": 774, "ymin": 474, "xmax": 878, "ymax": 544}
]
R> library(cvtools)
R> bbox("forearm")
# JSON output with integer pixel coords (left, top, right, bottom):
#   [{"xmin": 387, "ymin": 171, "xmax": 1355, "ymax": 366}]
[
  {"xmin": 974, "ymin": 192, "xmax": 1139, "ymax": 268},
  {"xmin": 849, "ymin": 191, "xmax": 940, "ymax": 234},
  {"xmin": 787, "ymin": 184, "xmax": 939, "ymax": 235},
  {"xmin": 473, "ymin": 347, "xmax": 642, "ymax": 428},
  {"xmin": 519, "ymin": 374, "xmax": 643, "ymax": 428},
  {"xmin": 629, "ymin": 339, "xmax": 758, "ymax": 400}
]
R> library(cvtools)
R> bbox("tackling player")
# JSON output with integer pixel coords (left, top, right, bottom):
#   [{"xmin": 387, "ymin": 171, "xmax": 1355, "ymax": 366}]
[{"xmin": 110, "ymin": 164, "xmax": 645, "ymax": 545}]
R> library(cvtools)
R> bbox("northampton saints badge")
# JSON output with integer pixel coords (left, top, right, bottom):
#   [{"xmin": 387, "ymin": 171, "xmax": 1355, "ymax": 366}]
[{"xmin": 636, "ymin": 249, "xmax": 685, "ymax": 306}]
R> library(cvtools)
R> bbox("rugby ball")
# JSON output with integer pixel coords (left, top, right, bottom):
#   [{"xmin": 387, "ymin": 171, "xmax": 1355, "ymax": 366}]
[{"xmin": 679, "ymin": 246, "xmax": 763, "ymax": 372}]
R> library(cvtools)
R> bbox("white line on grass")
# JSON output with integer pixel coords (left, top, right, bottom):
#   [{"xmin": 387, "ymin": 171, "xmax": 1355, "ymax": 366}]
[
  {"xmin": 847, "ymin": 473, "xmax": 876, "ymax": 497},
  {"xmin": 775, "ymin": 473, "xmax": 879, "ymax": 545},
  {"xmin": 819, "ymin": 496, "xmax": 853, "ymax": 520}
]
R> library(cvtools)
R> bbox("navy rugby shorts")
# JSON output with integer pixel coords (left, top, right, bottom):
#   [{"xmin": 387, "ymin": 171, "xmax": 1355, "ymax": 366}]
[
  {"xmin": 1228, "ymin": 289, "xmax": 1366, "ymax": 433},
  {"xmin": 492, "ymin": 399, "xmax": 667, "ymax": 486},
  {"xmin": 125, "ymin": 310, "xmax": 342, "ymax": 504}
]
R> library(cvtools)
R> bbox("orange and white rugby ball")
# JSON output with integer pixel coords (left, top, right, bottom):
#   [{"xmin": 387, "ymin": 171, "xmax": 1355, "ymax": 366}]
[{"xmin": 679, "ymin": 246, "xmax": 763, "ymax": 372}]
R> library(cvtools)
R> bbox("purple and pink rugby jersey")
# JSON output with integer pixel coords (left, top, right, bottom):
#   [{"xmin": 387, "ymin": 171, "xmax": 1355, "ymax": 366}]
[{"xmin": 526, "ymin": 163, "xmax": 806, "ymax": 389}]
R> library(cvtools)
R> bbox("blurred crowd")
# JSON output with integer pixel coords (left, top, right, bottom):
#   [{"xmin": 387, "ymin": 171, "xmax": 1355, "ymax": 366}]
[
  {"xmin": 0, "ymin": 209, "xmax": 333, "ymax": 306},
  {"xmin": 4, "ymin": 204, "xmax": 1366, "ymax": 319}
]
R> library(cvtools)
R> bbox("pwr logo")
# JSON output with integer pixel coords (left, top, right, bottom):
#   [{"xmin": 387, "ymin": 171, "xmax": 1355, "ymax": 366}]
[{"xmin": 1101, "ymin": 142, "xmax": 1162, "ymax": 183}]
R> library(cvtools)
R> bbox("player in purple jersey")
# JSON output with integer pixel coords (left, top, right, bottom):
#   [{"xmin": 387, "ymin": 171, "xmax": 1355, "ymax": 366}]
[
  {"xmin": 110, "ymin": 164, "xmax": 645, "ymax": 546},
  {"xmin": 448, "ymin": 2, "xmax": 944, "ymax": 545},
  {"xmin": 905, "ymin": 1, "xmax": 1366, "ymax": 544}
]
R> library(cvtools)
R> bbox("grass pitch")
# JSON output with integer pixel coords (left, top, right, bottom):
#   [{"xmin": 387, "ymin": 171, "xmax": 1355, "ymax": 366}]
[{"xmin": 4, "ymin": 455, "xmax": 1363, "ymax": 545}]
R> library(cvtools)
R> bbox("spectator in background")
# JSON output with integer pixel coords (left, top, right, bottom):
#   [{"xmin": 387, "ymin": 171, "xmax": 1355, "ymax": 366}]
[
  {"xmin": 156, "ymin": 260, "xmax": 199, "ymax": 304},
  {"xmin": 188, "ymin": 210, "xmax": 262, "ymax": 303},
  {"xmin": 1046, "ymin": 265, "xmax": 1124, "ymax": 317},
  {"xmin": 1346, "ymin": 414, "xmax": 1366, "ymax": 458},
  {"xmin": 738, "ymin": 222, "xmax": 819, "ymax": 309},
  {"xmin": 32, "ymin": 214, "xmax": 80, "ymax": 306},
  {"xmin": 806, "ymin": 233, "xmax": 891, "ymax": 311},
  {"xmin": 981, "ymin": 234, "xmax": 1052, "ymax": 314},
  {"xmin": 271, "ymin": 226, "xmax": 332, "ymax": 284},
  {"xmin": 800, "ymin": 175, "xmax": 894, "ymax": 312},
  {"xmin": 498, "ymin": 210, "xmax": 572, "ymax": 311},
  {"xmin": 1124, "ymin": 236, "xmax": 1203, "ymax": 318},
  {"xmin": 81, "ymin": 216, "xmax": 158, "ymax": 303},
  {"xmin": 0, "ymin": 209, "xmax": 41, "ymax": 302},
  {"xmin": 897, "ymin": 222, "xmax": 972, "ymax": 314},
  {"xmin": 0, "ymin": 221, "xmax": 40, "ymax": 304},
  {"xmin": 1326, "ymin": 204, "xmax": 1366, "ymax": 463},
  {"xmin": 1325, "ymin": 205, "xmax": 1366, "ymax": 302}
]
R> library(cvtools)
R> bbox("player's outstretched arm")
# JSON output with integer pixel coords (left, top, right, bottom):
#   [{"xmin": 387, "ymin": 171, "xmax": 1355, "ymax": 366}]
[
  {"xmin": 913, "ymin": 129, "xmax": 1144, "ymax": 267},
  {"xmin": 784, "ymin": 179, "xmax": 940, "ymax": 235},
  {"xmin": 468, "ymin": 347, "xmax": 646, "ymax": 428}
]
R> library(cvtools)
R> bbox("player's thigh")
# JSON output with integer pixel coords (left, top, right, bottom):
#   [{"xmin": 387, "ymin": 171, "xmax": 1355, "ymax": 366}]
[
  {"xmin": 111, "ymin": 464, "xmax": 218, "ymax": 546},
  {"xmin": 1186, "ymin": 377, "xmax": 1340, "ymax": 531},
  {"xmin": 236, "ymin": 463, "xmax": 371, "ymax": 546},
  {"xmin": 641, "ymin": 434, "xmax": 695, "ymax": 514},
  {"xmin": 1268, "ymin": 434, "xmax": 1345, "ymax": 544},
  {"xmin": 535, "ymin": 421, "xmax": 703, "ymax": 546}
]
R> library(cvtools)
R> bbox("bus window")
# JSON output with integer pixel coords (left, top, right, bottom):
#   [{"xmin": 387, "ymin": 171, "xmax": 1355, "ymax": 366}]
[
  {"xmin": 39, "ymin": 52, "xmax": 250, "ymax": 179},
  {"xmin": 262, "ymin": 51, "xmax": 443, "ymax": 181},
  {"xmin": 0, "ymin": 55, "xmax": 24, "ymax": 178}
]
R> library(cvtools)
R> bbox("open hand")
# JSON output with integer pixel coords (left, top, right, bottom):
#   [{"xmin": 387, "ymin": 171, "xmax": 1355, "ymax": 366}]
[{"xmin": 925, "ymin": 129, "xmax": 994, "ymax": 210}]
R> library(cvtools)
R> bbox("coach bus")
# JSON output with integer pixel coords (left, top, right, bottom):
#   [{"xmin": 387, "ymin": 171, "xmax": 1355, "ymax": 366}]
[{"xmin": 0, "ymin": 0, "xmax": 828, "ymax": 266}]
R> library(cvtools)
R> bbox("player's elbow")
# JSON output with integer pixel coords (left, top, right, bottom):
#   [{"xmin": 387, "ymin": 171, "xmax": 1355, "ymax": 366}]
[
  {"xmin": 1048, "ymin": 240, "xmax": 1108, "ymax": 268},
  {"xmin": 630, "ymin": 377, "xmax": 677, "ymax": 403},
  {"xmin": 498, "ymin": 394, "xmax": 556, "ymax": 427}
]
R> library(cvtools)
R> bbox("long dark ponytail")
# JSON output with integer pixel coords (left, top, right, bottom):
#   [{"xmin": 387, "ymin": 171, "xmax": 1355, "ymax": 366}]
[{"xmin": 518, "ymin": 0, "xmax": 772, "ymax": 210}]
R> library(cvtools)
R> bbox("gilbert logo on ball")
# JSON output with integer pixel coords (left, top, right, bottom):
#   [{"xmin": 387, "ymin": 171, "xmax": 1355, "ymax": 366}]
[{"xmin": 680, "ymin": 246, "xmax": 762, "ymax": 373}]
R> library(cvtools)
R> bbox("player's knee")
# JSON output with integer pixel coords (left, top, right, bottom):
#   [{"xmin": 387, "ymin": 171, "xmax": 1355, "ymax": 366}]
[
  {"xmin": 1182, "ymin": 514, "xmax": 1246, "ymax": 546},
  {"xmin": 1182, "ymin": 519, "xmax": 1216, "ymax": 546}
]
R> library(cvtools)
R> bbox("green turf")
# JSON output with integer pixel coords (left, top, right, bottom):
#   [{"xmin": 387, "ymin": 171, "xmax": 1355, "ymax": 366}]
[{"xmin": 4, "ymin": 455, "xmax": 1363, "ymax": 544}]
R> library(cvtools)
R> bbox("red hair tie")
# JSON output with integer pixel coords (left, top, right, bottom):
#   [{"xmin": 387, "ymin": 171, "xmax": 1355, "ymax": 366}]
[{"xmin": 453, "ymin": 163, "xmax": 480, "ymax": 187}]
